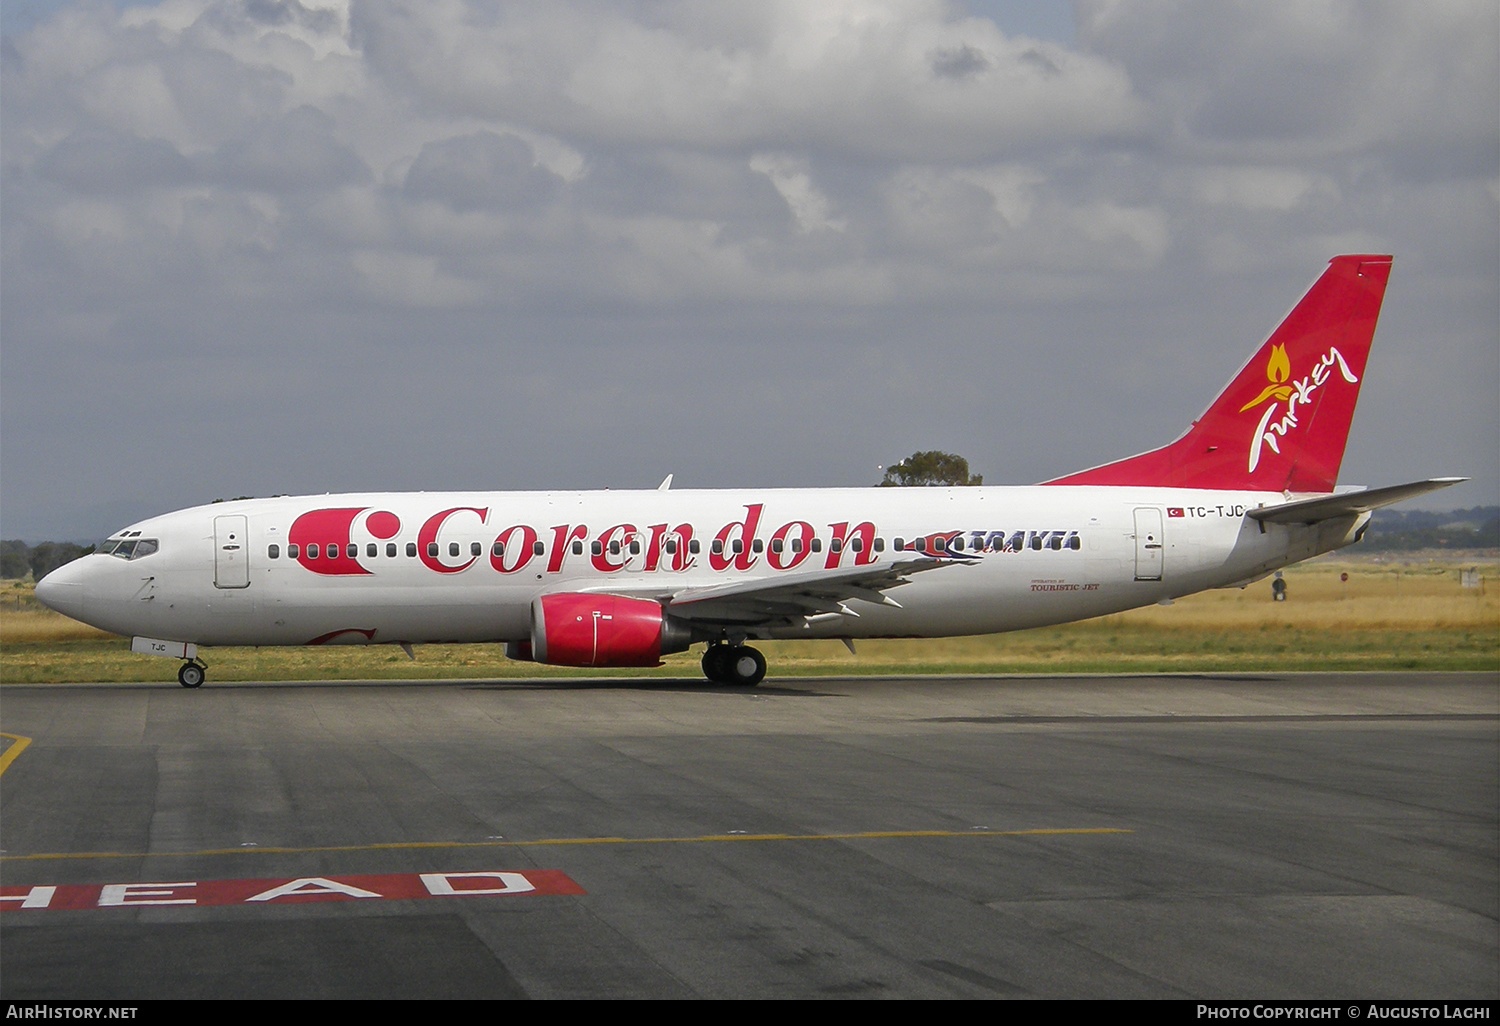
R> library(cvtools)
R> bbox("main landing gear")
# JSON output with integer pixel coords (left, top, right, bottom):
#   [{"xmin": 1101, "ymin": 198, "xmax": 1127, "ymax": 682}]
[
  {"xmin": 177, "ymin": 659, "xmax": 207, "ymax": 689},
  {"xmin": 701, "ymin": 643, "xmax": 766, "ymax": 687}
]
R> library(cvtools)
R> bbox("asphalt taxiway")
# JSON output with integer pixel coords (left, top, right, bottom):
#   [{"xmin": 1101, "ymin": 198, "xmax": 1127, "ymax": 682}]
[{"xmin": 1, "ymin": 672, "xmax": 1495, "ymax": 999}]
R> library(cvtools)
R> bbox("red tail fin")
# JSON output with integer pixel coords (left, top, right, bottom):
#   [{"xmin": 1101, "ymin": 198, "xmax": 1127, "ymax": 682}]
[{"xmin": 1044, "ymin": 255, "xmax": 1392, "ymax": 493}]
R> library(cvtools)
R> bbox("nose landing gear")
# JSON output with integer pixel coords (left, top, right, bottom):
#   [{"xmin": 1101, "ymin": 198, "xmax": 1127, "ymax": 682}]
[
  {"xmin": 701, "ymin": 643, "xmax": 766, "ymax": 687},
  {"xmin": 177, "ymin": 660, "xmax": 207, "ymax": 689}
]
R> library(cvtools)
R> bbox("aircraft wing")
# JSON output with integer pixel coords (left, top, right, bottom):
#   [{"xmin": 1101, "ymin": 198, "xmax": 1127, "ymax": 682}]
[
  {"xmin": 664, "ymin": 557, "xmax": 966, "ymax": 626},
  {"xmin": 1247, "ymin": 478, "xmax": 1467, "ymax": 525},
  {"xmin": 575, "ymin": 557, "xmax": 970, "ymax": 627}
]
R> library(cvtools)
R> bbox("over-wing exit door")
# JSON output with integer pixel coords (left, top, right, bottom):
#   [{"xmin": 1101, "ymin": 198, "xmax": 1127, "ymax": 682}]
[
  {"xmin": 1134, "ymin": 508, "xmax": 1163, "ymax": 581},
  {"xmin": 214, "ymin": 515, "xmax": 250, "ymax": 589}
]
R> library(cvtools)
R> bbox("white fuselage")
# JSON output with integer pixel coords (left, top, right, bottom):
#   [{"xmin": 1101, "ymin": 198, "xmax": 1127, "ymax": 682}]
[{"xmin": 40, "ymin": 486, "xmax": 1363, "ymax": 649}]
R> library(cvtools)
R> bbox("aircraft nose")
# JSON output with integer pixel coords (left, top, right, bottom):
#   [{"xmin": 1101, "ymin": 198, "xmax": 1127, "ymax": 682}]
[{"xmin": 34, "ymin": 561, "xmax": 88, "ymax": 620}]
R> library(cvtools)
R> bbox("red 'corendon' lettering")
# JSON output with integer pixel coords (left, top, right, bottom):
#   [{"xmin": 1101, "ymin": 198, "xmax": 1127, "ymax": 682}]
[
  {"xmin": 418, "ymin": 507, "xmax": 489, "ymax": 574},
  {"xmin": 825, "ymin": 521, "xmax": 876, "ymax": 568},
  {"xmin": 667, "ymin": 524, "xmax": 695, "ymax": 571},
  {"xmin": 547, "ymin": 525, "xmax": 588, "ymax": 574},
  {"xmin": 491, "ymin": 525, "xmax": 539, "ymax": 574},
  {"xmin": 643, "ymin": 524, "xmax": 696, "ymax": 572},
  {"xmin": 290, "ymin": 508, "xmax": 373, "ymax": 576},
  {"xmin": 591, "ymin": 524, "xmax": 638, "ymax": 572},
  {"xmin": 710, "ymin": 504, "xmax": 763, "ymax": 571},
  {"xmin": 642, "ymin": 524, "xmax": 669, "ymax": 571},
  {"xmin": 768, "ymin": 521, "xmax": 815, "ymax": 570}
]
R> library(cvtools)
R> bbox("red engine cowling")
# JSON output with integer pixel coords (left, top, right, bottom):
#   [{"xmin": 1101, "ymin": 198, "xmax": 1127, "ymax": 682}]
[{"xmin": 531, "ymin": 593, "xmax": 693, "ymax": 667}]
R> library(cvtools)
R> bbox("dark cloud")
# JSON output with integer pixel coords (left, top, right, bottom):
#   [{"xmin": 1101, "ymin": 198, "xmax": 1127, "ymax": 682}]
[
  {"xmin": 403, "ymin": 132, "xmax": 561, "ymax": 211},
  {"xmin": 930, "ymin": 45, "xmax": 990, "ymax": 80},
  {"xmin": 39, "ymin": 129, "xmax": 195, "ymax": 193},
  {"xmin": 203, "ymin": 106, "xmax": 370, "ymax": 191}
]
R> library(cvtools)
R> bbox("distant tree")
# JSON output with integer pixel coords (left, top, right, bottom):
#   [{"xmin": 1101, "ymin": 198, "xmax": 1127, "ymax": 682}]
[
  {"xmin": 1, "ymin": 540, "xmax": 30, "ymax": 579},
  {"xmin": 879, "ymin": 451, "xmax": 983, "ymax": 487},
  {"xmin": 28, "ymin": 542, "xmax": 94, "ymax": 581}
]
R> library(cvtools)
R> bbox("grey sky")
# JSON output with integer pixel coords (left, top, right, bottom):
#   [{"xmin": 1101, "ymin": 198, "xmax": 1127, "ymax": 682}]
[{"xmin": 2, "ymin": 0, "xmax": 1496, "ymax": 542}]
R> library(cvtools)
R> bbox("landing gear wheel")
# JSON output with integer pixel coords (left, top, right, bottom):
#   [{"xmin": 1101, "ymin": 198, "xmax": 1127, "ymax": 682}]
[
  {"xmin": 702, "ymin": 644, "xmax": 733, "ymax": 683},
  {"xmin": 724, "ymin": 645, "xmax": 766, "ymax": 687},
  {"xmin": 178, "ymin": 662, "xmax": 205, "ymax": 689}
]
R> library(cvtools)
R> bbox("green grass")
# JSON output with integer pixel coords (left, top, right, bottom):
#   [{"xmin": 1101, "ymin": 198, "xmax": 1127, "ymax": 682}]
[{"xmin": 2, "ymin": 555, "xmax": 1496, "ymax": 683}]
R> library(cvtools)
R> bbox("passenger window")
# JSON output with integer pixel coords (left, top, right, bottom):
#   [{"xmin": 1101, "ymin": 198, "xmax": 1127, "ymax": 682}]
[
  {"xmin": 732, "ymin": 540, "xmax": 743, "ymax": 554},
  {"xmin": 387, "ymin": 543, "xmax": 397, "ymax": 557},
  {"xmin": 407, "ymin": 543, "xmax": 417, "ymax": 557},
  {"xmin": 591, "ymin": 541, "xmax": 603, "ymax": 556},
  {"xmin": 367, "ymin": 543, "xmax": 378, "ymax": 558},
  {"xmin": 573, "ymin": 540, "xmax": 584, "ymax": 556},
  {"xmin": 811, "ymin": 539, "xmax": 822, "ymax": 552},
  {"xmin": 771, "ymin": 539, "xmax": 784, "ymax": 553},
  {"xmin": 1050, "ymin": 536, "xmax": 1062, "ymax": 550},
  {"xmin": 268, "ymin": 544, "xmax": 280, "ymax": 559},
  {"xmin": 492, "ymin": 542, "xmax": 504, "ymax": 557},
  {"xmin": 711, "ymin": 540, "xmax": 723, "ymax": 555},
  {"xmin": 346, "ymin": 543, "xmax": 357, "ymax": 558},
  {"xmin": 1069, "ymin": 536, "xmax": 1081, "ymax": 550},
  {"xmin": 1031, "ymin": 536, "xmax": 1042, "ymax": 551},
  {"xmin": 288, "ymin": 544, "xmax": 300, "ymax": 559},
  {"xmin": 427, "ymin": 543, "xmax": 438, "ymax": 557},
  {"xmin": 894, "ymin": 538, "xmax": 904, "ymax": 551},
  {"xmin": 873, "ymin": 538, "xmax": 884, "ymax": 553},
  {"xmin": 690, "ymin": 540, "xmax": 701, "ymax": 554},
  {"xmin": 449, "ymin": 542, "xmax": 460, "ymax": 557},
  {"xmin": 830, "ymin": 539, "xmax": 842, "ymax": 554},
  {"xmin": 629, "ymin": 540, "xmax": 640, "ymax": 555},
  {"xmin": 752, "ymin": 539, "xmax": 763, "ymax": 553},
  {"xmin": 665, "ymin": 539, "xmax": 677, "ymax": 555},
  {"xmin": 789, "ymin": 539, "xmax": 800, "ymax": 553},
  {"xmin": 471, "ymin": 542, "xmax": 481, "ymax": 557},
  {"xmin": 533, "ymin": 540, "xmax": 545, "ymax": 556},
  {"xmin": 851, "ymin": 538, "xmax": 863, "ymax": 553},
  {"xmin": 308, "ymin": 544, "xmax": 320, "ymax": 559},
  {"xmin": 609, "ymin": 540, "xmax": 620, "ymax": 556},
  {"xmin": 915, "ymin": 538, "xmax": 926, "ymax": 552}
]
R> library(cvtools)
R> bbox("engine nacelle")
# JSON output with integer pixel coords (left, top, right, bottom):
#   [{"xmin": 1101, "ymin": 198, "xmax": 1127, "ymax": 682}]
[{"xmin": 531, "ymin": 593, "xmax": 693, "ymax": 667}]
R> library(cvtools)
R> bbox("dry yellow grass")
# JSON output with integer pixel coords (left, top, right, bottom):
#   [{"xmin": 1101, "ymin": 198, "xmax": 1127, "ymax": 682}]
[{"xmin": 0, "ymin": 609, "xmax": 117, "ymax": 643}]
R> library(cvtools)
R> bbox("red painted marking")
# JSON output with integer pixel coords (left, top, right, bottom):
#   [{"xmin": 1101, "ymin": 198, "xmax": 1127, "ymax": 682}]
[
  {"xmin": 417, "ymin": 507, "xmax": 489, "ymax": 574},
  {"xmin": 366, "ymin": 511, "xmax": 401, "ymax": 539},
  {"xmin": 289, "ymin": 507, "xmax": 373, "ymax": 576},
  {"xmin": 0, "ymin": 871, "xmax": 585, "ymax": 911}
]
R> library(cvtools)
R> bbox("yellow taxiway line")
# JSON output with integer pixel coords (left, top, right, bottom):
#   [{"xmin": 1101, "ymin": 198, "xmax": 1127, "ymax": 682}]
[
  {"xmin": 1, "ymin": 827, "xmax": 1132, "ymax": 862},
  {"xmin": 0, "ymin": 734, "xmax": 31, "ymax": 777}
]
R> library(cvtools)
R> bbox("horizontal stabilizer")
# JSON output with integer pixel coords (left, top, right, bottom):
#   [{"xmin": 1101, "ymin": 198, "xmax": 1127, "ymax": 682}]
[{"xmin": 1246, "ymin": 478, "xmax": 1467, "ymax": 525}]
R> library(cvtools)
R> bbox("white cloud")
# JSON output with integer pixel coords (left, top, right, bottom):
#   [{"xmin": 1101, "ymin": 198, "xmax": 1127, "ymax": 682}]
[{"xmin": 748, "ymin": 153, "xmax": 845, "ymax": 233}]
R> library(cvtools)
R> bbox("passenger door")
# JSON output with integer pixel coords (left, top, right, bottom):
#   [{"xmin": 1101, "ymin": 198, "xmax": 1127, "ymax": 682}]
[
  {"xmin": 214, "ymin": 515, "xmax": 250, "ymax": 589},
  {"xmin": 1134, "ymin": 508, "xmax": 1163, "ymax": 581}
]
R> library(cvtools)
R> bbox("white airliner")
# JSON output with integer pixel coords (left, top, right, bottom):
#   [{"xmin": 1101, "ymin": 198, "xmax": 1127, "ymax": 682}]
[{"xmin": 37, "ymin": 255, "xmax": 1462, "ymax": 687}]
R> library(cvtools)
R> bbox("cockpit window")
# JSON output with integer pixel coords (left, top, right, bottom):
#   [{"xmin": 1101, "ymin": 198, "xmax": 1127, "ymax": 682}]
[{"xmin": 104, "ymin": 538, "xmax": 158, "ymax": 560}]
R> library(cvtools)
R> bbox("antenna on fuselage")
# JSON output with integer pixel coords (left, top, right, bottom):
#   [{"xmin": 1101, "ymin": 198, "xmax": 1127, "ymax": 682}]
[{"xmin": 658, "ymin": 474, "xmax": 673, "ymax": 491}]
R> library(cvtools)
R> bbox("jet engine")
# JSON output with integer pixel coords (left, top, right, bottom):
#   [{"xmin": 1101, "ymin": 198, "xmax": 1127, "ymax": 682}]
[{"xmin": 529, "ymin": 593, "xmax": 694, "ymax": 667}]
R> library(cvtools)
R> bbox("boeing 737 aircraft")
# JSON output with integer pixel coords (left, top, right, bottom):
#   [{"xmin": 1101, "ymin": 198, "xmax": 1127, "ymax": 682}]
[{"xmin": 37, "ymin": 255, "xmax": 1462, "ymax": 687}]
